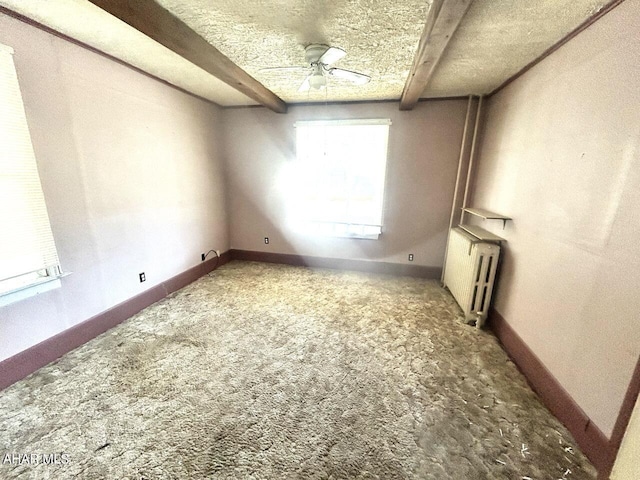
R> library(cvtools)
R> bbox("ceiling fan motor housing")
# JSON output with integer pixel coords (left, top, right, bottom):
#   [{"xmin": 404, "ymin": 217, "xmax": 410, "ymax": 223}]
[{"xmin": 305, "ymin": 44, "xmax": 331, "ymax": 64}]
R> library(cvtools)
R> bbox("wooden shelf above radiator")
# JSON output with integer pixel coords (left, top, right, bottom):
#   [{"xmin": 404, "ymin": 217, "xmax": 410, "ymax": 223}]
[
  {"xmin": 462, "ymin": 208, "xmax": 511, "ymax": 228},
  {"xmin": 459, "ymin": 224, "xmax": 506, "ymax": 243}
]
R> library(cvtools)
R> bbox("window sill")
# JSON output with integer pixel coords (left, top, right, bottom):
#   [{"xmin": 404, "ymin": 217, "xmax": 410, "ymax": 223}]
[
  {"xmin": 329, "ymin": 232, "xmax": 381, "ymax": 240},
  {"xmin": 0, "ymin": 276, "xmax": 62, "ymax": 308},
  {"xmin": 297, "ymin": 221, "xmax": 382, "ymax": 240}
]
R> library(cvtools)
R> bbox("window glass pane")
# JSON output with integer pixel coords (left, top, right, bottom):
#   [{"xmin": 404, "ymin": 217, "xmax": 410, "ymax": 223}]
[
  {"xmin": 0, "ymin": 44, "xmax": 61, "ymax": 290},
  {"xmin": 294, "ymin": 119, "xmax": 390, "ymax": 238}
]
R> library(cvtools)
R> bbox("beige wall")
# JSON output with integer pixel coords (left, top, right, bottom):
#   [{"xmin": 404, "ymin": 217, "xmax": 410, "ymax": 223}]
[
  {"xmin": 0, "ymin": 13, "xmax": 229, "ymax": 362},
  {"xmin": 4, "ymin": 0, "xmax": 636, "ymax": 446},
  {"xmin": 223, "ymin": 101, "xmax": 468, "ymax": 269},
  {"xmin": 471, "ymin": 0, "xmax": 640, "ymax": 436}
]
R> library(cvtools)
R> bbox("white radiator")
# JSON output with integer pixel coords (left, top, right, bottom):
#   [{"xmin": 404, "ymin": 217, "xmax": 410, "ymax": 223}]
[{"xmin": 443, "ymin": 227, "xmax": 500, "ymax": 328}]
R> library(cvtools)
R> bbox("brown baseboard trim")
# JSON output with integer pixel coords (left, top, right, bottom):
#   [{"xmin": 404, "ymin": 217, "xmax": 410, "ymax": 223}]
[
  {"xmin": 0, "ymin": 251, "xmax": 230, "ymax": 393},
  {"xmin": 489, "ymin": 308, "xmax": 611, "ymax": 474},
  {"xmin": 229, "ymin": 249, "xmax": 442, "ymax": 279}
]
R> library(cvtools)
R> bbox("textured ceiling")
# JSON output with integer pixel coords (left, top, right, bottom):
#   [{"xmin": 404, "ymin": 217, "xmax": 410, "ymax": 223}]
[
  {"xmin": 158, "ymin": 0, "xmax": 430, "ymax": 103},
  {"xmin": 0, "ymin": 0, "xmax": 614, "ymax": 106},
  {"xmin": 426, "ymin": 0, "xmax": 611, "ymax": 97},
  {"xmin": 0, "ymin": 0, "xmax": 257, "ymax": 106}
]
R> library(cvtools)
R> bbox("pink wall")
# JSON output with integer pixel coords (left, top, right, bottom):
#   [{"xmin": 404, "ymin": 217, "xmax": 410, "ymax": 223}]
[
  {"xmin": 0, "ymin": 13, "xmax": 229, "ymax": 362},
  {"xmin": 6, "ymin": 0, "xmax": 636, "ymax": 443},
  {"xmin": 471, "ymin": 0, "xmax": 640, "ymax": 437},
  {"xmin": 223, "ymin": 101, "xmax": 468, "ymax": 269}
]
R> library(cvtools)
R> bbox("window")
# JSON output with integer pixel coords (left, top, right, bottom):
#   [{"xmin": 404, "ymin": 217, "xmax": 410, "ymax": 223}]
[
  {"xmin": 0, "ymin": 43, "xmax": 63, "ymax": 306},
  {"xmin": 292, "ymin": 119, "xmax": 391, "ymax": 239}
]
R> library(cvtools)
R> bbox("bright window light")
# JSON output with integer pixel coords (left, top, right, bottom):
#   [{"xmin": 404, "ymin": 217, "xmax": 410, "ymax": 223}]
[
  {"xmin": 293, "ymin": 119, "xmax": 391, "ymax": 239},
  {"xmin": 0, "ymin": 43, "xmax": 63, "ymax": 304}
]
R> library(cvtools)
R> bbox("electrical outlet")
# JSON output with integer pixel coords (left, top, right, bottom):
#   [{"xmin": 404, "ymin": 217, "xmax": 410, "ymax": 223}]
[
  {"xmin": 139, "ymin": 272, "xmax": 146, "ymax": 282},
  {"xmin": 408, "ymin": 254, "xmax": 414, "ymax": 261},
  {"xmin": 264, "ymin": 237, "xmax": 269, "ymax": 244},
  {"xmin": 201, "ymin": 253, "xmax": 206, "ymax": 261}
]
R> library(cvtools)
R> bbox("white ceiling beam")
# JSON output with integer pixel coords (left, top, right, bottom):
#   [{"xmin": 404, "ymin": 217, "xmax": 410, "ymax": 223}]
[
  {"xmin": 87, "ymin": 0, "xmax": 287, "ymax": 113},
  {"xmin": 400, "ymin": 0, "xmax": 473, "ymax": 111}
]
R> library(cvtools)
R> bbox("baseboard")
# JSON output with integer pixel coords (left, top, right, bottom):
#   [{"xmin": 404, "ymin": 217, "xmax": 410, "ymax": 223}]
[
  {"xmin": 2, "ymin": 252, "xmax": 631, "ymax": 477},
  {"xmin": 229, "ymin": 249, "xmax": 442, "ymax": 279},
  {"xmin": 0, "ymin": 251, "xmax": 230, "ymax": 392},
  {"xmin": 489, "ymin": 307, "xmax": 612, "ymax": 475},
  {"xmin": 1, "ymin": 249, "xmax": 433, "ymax": 392}
]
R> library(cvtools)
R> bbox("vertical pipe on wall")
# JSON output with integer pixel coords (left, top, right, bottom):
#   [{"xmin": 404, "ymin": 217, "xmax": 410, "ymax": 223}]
[
  {"xmin": 462, "ymin": 95, "xmax": 484, "ymax": 218},
  {"xmin": 441, "ymin": 95, "xmax": 474, "ymax": 283}
]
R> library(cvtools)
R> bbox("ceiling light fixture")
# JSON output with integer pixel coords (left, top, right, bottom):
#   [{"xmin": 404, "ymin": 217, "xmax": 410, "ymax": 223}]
[
  {"xmin": 309, "ymin": 65, "xmax": 327, "ymax": 89},
  {"xmin": 260, "ymin": 44, "xmax": 370, "ymax": 92}
]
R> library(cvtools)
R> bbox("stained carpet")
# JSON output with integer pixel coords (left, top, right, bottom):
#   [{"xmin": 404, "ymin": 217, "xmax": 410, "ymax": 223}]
[{"xmin": 0, "ymin": 261, "xmax": 596, "ymax": 479}]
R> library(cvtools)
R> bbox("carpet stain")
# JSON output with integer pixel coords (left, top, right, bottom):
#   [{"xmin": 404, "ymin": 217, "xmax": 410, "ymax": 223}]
[{"xmin": 0, "ymin": 261, "xmax": 596, "ymax": 479}]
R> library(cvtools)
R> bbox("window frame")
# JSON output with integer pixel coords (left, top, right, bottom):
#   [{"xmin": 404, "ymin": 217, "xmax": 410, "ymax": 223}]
[
  {"xmin": 0, "ymin": 42, "xmax": 64, "ymax": 307},
  {"xmin": 293, "ymin": 118, "xmax": 392, "ymax": 240}
]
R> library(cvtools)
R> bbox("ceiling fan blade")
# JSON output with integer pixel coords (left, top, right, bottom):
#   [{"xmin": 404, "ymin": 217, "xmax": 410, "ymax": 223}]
[
  {"xmin": 328, "ymin": 68, "xmax": 371, "ymax": 85},
  {"xmin": 298, "ymin": 75, "xmax": 311, "ymax": 92},
  {"xmin": 259, "ymin": 66, "xmax": 309, "ymax": 72},
  {"xmin": 318, "ymin": 46, "xmax": 346, "ymax": 65}
]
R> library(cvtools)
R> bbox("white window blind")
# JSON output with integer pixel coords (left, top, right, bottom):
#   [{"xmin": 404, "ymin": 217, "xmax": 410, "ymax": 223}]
[
  {"xmin": 293, "ymin": 119, "xmax": 391, "ymax": 239},
  {"xmin": 0, "ymin": 43, "xmax": 62, "ymax": 298}
]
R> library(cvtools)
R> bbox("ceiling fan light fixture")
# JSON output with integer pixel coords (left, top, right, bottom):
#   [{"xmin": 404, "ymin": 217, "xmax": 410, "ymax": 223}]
[
  {"xmin": 309, "ymin": 73, "xmax": 326, "ymax": 89},
  {"xmin": 266, "ymin": 44, "xmax": 368, "ymax": 93}
]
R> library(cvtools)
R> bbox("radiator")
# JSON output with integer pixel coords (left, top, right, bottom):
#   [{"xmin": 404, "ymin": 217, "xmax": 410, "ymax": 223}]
[{"xmin": 443, "ymin": 227, "xmax": 500, "ymax": 328}]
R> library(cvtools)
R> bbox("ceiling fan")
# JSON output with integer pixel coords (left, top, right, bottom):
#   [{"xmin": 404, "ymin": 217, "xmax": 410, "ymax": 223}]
[{"xmin": 260, "ymin": 44, "xmax": 371, "ymax": 92}]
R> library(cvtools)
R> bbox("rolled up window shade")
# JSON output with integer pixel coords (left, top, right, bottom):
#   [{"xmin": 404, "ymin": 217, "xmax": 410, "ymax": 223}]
[{"xmin": 0, "ymin": 44, "xmax": 60, "ymax": 284}]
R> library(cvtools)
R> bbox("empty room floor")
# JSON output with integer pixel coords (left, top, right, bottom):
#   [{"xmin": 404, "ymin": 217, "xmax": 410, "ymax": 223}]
[{"xmin": 0, "ymin": 261, "xmax": 596, "ymax": 479}]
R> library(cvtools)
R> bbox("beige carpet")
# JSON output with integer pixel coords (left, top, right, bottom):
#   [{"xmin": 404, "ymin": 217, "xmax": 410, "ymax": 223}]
[{"xmin": 0, "ymin": 261, "xmax": 596, "ymax": 479}]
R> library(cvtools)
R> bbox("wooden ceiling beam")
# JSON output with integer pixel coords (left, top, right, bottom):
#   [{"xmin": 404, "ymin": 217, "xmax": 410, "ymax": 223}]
[
  {"xmin": 87, "ymin": 0, "xmax": 287, "ymax": 113},
  {"xmin": 400, "ymin": 0, "xmax": 473, "ymax": 111}
]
